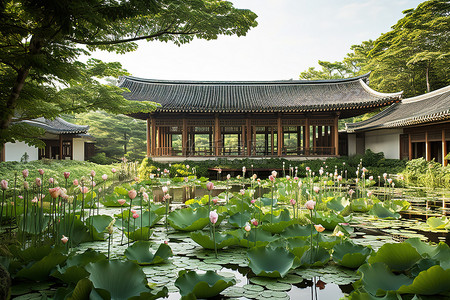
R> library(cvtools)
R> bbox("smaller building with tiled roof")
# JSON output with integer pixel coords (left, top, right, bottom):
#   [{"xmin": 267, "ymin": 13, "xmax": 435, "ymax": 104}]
[
  {"xmin": 345, "ymin": 86, "xmax": 450, "ymax": 165},
  {"xmin": 1, "ymin": 117, "xmax": 95, "ymax": 162}
]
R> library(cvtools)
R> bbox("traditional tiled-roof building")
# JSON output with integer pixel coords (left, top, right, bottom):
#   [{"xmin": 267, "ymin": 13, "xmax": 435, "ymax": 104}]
[
  {"xmin": 120, "ymin": 73, "xmax": 402, "ymax": 161},
  {"xmin": 1, "ymin": 117, "xmax": 95, "ymax": 162},
  {"xmin": 346, "ymin": 85, "xmax": 450, "ymax": 165}
]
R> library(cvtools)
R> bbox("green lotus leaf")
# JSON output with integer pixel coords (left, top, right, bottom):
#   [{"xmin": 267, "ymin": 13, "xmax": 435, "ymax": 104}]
[
  {"xmin": 228, "ymin": 211, "xmax": 252, "ymax": 228},
  {"xmin": 285, "ymin": 237, "xmax": 310, "ymax": 260},
  {"xmin": 351, "ymin": 198, "xmax": 372, "ymax": 212},
  {"xmin": 124, "ymin": 241, "xmax": 173, "ymax": 265},
  {"xmin": 368, "ymin": 242, "xmax": 422, "ymax": 272},
  {"xmin": 70, "ymin": 278, "xmax": 93, "ymax": 300},
  {"xmin": 15, "ymin": 250, "xmax": 67, "ymax": 281},
  {"xmin": 397, "ymin": 265, "xmax": 450, "ymax": 295},
  {"xmin": 10, "ymin": 244, "xmax": 53, "ymax": 263},
  {"xmin": 260, "ymin": 197, "xmax": 278, "ymax": 207},
  {"xmin": 357, "ymin": 262, "xmax": 414, "ymax": 296},
  {"xmin": 118, "ymin": 211, "xmax": 163, "ymax": 230},
  {"xmin": 346, "ymin": 290, "xmax": 403, "ymax": 300},
  {"xmin": 231, "ymin": 228, "xmax": 279, "ymax": 248},
  {"xmin": 125, "ymin": 227, "xmax": 153, "ymax": 241},
  {"xmin": 333, "ymin": 241, "xmax": 372, "ymax": 269},
  {"xmin": 384, "ymin": 200, "xmax": 411, "ymax": 212},
  {"xmin": 318, "ymin": 234, "xmax": 342, "ymax": 249},
  {"xmin": 247, "ymin": 246, "xmax": 296, "ymax": 278},
  {"xmin": 85, "ymin": 259, "xmax": 151, "ymax": 299},
  {"xmin": 300, "ymin": 246, "xmax": 330, "ymax": 267},
  {"xmin": 190, "ymin": 231, "xmax": 239, "ymax": 249},
  {"xmin": 175, "ymin": 270, "xmax": 236, "ymax": 299},
  {"xmin": 405, "ymin": 238, "xmax": 450, "ymax": 268},
  {"xmin": 57, "ymin": 216, "xmax": 91, "ymax": 246},
  {"xmin": 369, "ymin": 203, "xmax": 401, "ymax": 220},
  {"xmin": 260, "ymin": 219, "xmax": 297, "ymax": 234},
  {"xmin": 280, "ymin": 224, "xmax": 315, "ymax": 238},
  {"xmin": 19, "ymin": 213, "xmax": 50, "ymax": 234},
  {"xmin": 168, "ymin": 207, "xmax": 209, "ymax": 231},
  {"xmin": 327, "ymin": 197, "xmax": 350, "ymax": 212},
  {"xmin": 85, "ymin": 215, "xmax": 114, "ymax": 241},
  {"xmin": 101, "ymin": 193, "xmax": 128, "ymax": 207},
  {"xmin": 52, "ymin": 249, "xmax": 107, "ymax": 284},
  {"xmin": 262, "ymin": 209, "xmax": 291, "ymax": 223},
  {"xmin": 306, "ymin": 211, "xmax": 346, "ymax": 230},
  {"xmin": 427, "ymin": 216, "xmax": 449, "ymax": 230}
]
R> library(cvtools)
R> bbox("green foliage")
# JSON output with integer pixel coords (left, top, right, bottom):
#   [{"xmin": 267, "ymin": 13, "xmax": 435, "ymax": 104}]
[
  {"xmin": 124, "ymin": 242, "xmax": 173, "ymax": 265},
  {"xmin": 167, "ymin": 207, "xmax": 210, "ymax": 231},
  {"xmin": 175, "ymin": 270, "xmax": 236, "ymax": 299},
  {"xmin": 87, "ymin": 153, "xmax": 115, "ymax": 165},
  {"xmin": 332, "ymin": 241, "xmax": 372, "ymax": 269},
  {"xmin": 247, "ymin": 246, "xmax": 297, "ymax": 278},
  {"xmin": 402, "ymin": 157, "xmax": 450, "ymax": 188}
]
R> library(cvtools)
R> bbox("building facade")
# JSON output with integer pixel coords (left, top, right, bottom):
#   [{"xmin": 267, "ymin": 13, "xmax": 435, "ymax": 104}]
[{"xmin": 119, "ymin": 74, "xmax": 402, "ymax": 162}]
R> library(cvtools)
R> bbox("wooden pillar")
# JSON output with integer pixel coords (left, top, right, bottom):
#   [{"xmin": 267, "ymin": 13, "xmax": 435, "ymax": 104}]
[
  {"xmin": 182, "ymin": 118, "xmax": 187, "ymax": 156},
  {"xmin": 425, "ymin": 131, "xmax": 431, "ymax": 161},
  {"xmin": 214, "ymin": 114, "xmax": 220, "ymax": 156},
  {"xmin": 408, "ymin": 133, "xmax": 412, "ymax": 160},
  {"xmin": 312, "ymin": 126, "xmax": 316, "ymax": 155},
  {"xmin": 271, "ymin": 127, "xmax": 274, "ymax": 156},
  {"xmin": 297, "ymin": 126, "xmax": 301, "ymax": 155},
  {"xmin": 59, "ymin": 135, "xmax": 63, "ymax": 160},
  {"xmin": 247, "ymin": 118, "xmax": 252, "ymax": 157},
  {"xmin": 146, "ymin": 119, "xmax": 151, "ymax": 157},
  {"xmin": 443, "ymin": 129, "xmax": 448, "ymax": 166},
  {"xmin": 241, "ymin": 123, "xmax": 246, "ymax": 156},
  {"xmin": 151, "ymin": 117, "xmax": 156, "ymax": 156},
  {"xmin": 334, "ymin": 115, "xmax": 339, "ymax": 156},
  {"xmin": 305, "ymin": 118, "xmax": 310, "ymax": 155},
  {"xmin": 277, "ymin": 114, "xmax": 282, "ymax": 156}
]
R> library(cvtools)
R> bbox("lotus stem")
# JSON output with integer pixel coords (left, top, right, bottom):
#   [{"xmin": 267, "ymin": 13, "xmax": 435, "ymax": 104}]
[
  {"xmin": 108, "ymin": 233, "xmax": 111, "ymax": 260},
  {"xmin": 212, "ymin": 223, "xmax": 217, "ymax": 259},
  {"xmin": 310, "ymin": 210, "xmax": 313, "ymax": 264},
  {"xmin": 128, "ymin": 198, "xmax": 133, "ymax": 246},
  {"xmin": 271, "ymin": 184, "xmax": 274, "ymax": 223},
  {"xmin": 120, "ymin": 206, "xmax": 124, "ymax": 245},
  {"xmin": 0, "ymin": 190, "xmax": 4, "ymax": 228}
]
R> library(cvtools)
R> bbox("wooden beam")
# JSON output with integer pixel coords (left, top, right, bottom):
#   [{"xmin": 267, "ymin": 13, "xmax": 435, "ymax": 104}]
[
  {"xmin": 277, "ymin": 114, "xmax": 282, "ymax": 156},
  {"xmin": 334, "ymin": 116, "xmax": 339, "ymax": 156},
  {"xmin": 151, "ymin": 117, "xmax": 156, "ymax": 156},
  {"xmin": 443, "ymin": 129, "xmax": 448, "ymax": 166},
  {"xmin": 146, "ymin": 118, "xmax": 151, "ymax": 157},
  {"xmin": 246, "ymin": 118, "xmax": 251, "ymax": 156}
]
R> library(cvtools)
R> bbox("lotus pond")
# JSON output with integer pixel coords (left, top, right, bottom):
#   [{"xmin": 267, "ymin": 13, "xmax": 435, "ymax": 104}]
[{"xmin": 1, "ymin": 166, "xmax": 450, "ymax": 300}]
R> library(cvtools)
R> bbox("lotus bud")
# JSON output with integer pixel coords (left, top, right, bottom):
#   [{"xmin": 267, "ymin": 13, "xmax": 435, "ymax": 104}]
[
  {"xmin": 73, "ymin": 179, "xmax": 79, "ymax": 186},
  {"xmin": 23, "ymin": 181, "xmax": 29, "ymax": 189},
  {"xmin": 132, "ymin": 213, "xmax": 139, "ymax": 219},
  {"xmin": 251, "ymin": 218, "xmax": 258, "ymax": 226},
  {"xmin": 90, "ymin": 170, "xmax": 96, "ymax": 177},
  {"xmin": 313, "ymin": 186, "xmax": 320, "ymax": 193},
  {"xmin": 162, "ymin": 186, "xmax": 169, "ymax": 194},
  {"xmin": 1, "ymin": 180, "xmax": 8, "ymax": 190},
  {"xmin": 61, "ymin": 235, "xmax": 69, "ymax": 244},
  {"xmin": 128, "ymin": 189, "xmax": 137, "ymax": 199},
  {"xmin": 314, "ymin": 224, "xmax": 325, "ymax": 232},
  {"xmin": 212, "ymin": 198, "xmax": 218, "ymax": 204},
  {"xmin": 290, "ymin": 199, "xmax": 296, "ymax": 206},
  {"xmin": 244, "ymin": 223, "xmax": 251, "ymax": 232},
  {"xmin": 49, "ymin": 177, "xmax": 54, "ymax": 184},
  {"xmin": 111, "ymin": 168, "xmax": 117, "ymax": 173},
  {"xmin": 118, "ymin": 199, "xmax": 126, "ymax": 206},
  {"xmin": 226, "ymin": 174, "xmax": 231, "ymax": 180},
  {"xmin": 305, "ymin": 200, "xmax": 316, "ymax": 210},
  {"xmin": 206, "ymin": 182, "xmax": 214, "ymax": 191},
  {"xmin": 209, "ymin": 210, "xmax": 218, "ymax": 224},
  {"xmin": 22, "ymin": 169, "xmax": 29, "ymax": 178},
  {"xmin": 35, "ymin": 178, "xmax": 41, "ymax": 187},
  {"xmin": 38, "ymin": 169, "xmax": 44, "ymax": 175},
  {"xmin": 271, "ymin": 170, "xmax": 277, "ymax": 178},
  {"xmin": 64, "ymin": 172, "xmax": 70, "ymax": 179},
  {"xmin": 49, "ymin": 187, "xmax": 61, "ymax": 199},
  {"xmin": 102, "ymin": 174, "xmax": 108, "ymax": 181}
]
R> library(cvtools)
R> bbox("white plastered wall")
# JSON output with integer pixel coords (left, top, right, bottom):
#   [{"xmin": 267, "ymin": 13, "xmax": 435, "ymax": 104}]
[
  {"xmin": 364, "ymin": 129, "xmax": 403, "ymax": 159},
  {"xmin": 5, "ymin": 142, "xmax": 39, "ymax": 162},
  {"xmin": 347, "ymin": 133, "xmax": 357, "ymax": 156},
  {"xmin": 72, "ymin": 138, "xmax": 85, "ymax": 161}
]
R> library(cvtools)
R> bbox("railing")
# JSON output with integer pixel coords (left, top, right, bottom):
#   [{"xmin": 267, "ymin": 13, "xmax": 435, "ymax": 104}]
[{"xmin": 153, "ymin": 145, "xmax": 336, "ymax": 157}]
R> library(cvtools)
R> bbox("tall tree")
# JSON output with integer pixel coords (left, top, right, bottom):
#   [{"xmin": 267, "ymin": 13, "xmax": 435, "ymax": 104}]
[
  {"xmin": 367, "ymin": 0, "xmax": 449, "ymax": 97},
  {"xmin": 0, "ymin": 0, "xmax": 258, "ymax": 147}
]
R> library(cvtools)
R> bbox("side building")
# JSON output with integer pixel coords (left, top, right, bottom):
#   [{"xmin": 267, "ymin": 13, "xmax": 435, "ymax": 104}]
[
  {"xmin": 346, "ymin": 85, "xmax": 450, "ymax": 166},
  {"xmin": 119, "ymin": 73, "xmax": 402, "ymax": 162},
  {"xmin": 1, "ymin": 117, "xmax": 95, "ymax": 162}
]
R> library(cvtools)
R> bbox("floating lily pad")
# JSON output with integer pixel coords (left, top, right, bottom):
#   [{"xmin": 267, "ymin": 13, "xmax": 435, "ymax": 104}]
[
  {"xmin": 247, "ymin": 246, "xmax": 296, "ymax": 278},
  {"xmin": 426, "ymin": 216, "xmax": 449, "ymax": 230},
  {"xmin": 175, "ymin": 270, "xmax": 236, "ymax": 299},
  {"xmin": 124, "ymin": 241, "xmax": 173, "ymax": 265}
]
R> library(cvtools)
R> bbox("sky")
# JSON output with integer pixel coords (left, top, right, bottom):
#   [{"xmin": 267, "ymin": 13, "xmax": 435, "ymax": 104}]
[{"xmin": 92, "ymin": 0, "xmax": 424, "ymax": 81}]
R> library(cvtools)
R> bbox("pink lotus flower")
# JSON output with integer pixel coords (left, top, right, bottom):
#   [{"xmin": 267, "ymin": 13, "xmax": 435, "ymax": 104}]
[
  {"xmin": 333, "ymin": 231, "xmax": 345, "ymax": 237},
  {"xmin": 162, "ymin": 186, "xmax": 169, "ymax": 194},
  {"xmin": 306, "ymin": 167, "xmax": 310, "ymax": 171},
  {"xmin": 240, "ymin": 189, "xmax": 245, "ymax": 195},
  {"xmin": 80, "ymin": 186, "xmax": 89, "ymax": 194},
  {"xmin": 294, "ymin": 176, "xmax": 299, "ymax": 181},
  {"xmin": 49, "ymin": 187, "xmax": 61, "ymax": 199},
  {"xmin": 23, "ymin": 181, "xmax": 29, "ymax": 189},
  {"xmin": 244, "ymin": 224, "xmax": 251, "ymax": 232},
  {"xmin": 313, "ymin": 186, "xmax": 320, "ymax": 193},
  {"xmin": 314, "ymin": 224, "xmax": 325, "ymax": 232},
  {"xmin": 73, "ymin": 179, "xmax": 79, "ymax": 186},
  {"xmin": 269, "ymin": 175, "xmax": 274, "ymax": 182},
  {"xmin": 49, "ymin": 177, "xmax": 54, "ymax": 184},
  {"xmin": 367, "ymin": 191, "xmax": 373, "ymax": 197},
  {"xmin": 64, "ymin": 172, "xmax": 70, "ymax": 179},
  {"xmin": 143, "ymin": 192, "xmax": 149, "ymax": 201},
  {"xmin": 128, "ymin": 189, "xmax": 137, "ymax": 200},
  {"xmin": 35, "ymin": 178, "xmax": 42, "ymax": 187},
  {"xmin": 290, "ymin": 199, "xmax": 296, "ymax": 206},
  {"xmin": 206, "ymin": 182, "xmax": 214, "ymax": 191},
  {"xmin": 319, "ymin": 169, "xmax": 324, "ymax": 176},
  {"xmin": 212, "ymin": 198, "xmax": 218, "ymax": 204},
  {"xmin": 286, "ymin": 175, "xmax": 290, "ymax": 180},
  {"xmin": 31, "ymin": 197, "xmax": 38, "ymax": 204},
  {"xmin": 242, "ymin": 166, "xmax": 246, "ymax": 173},
  {"xmin": 164, "ymin": 240, "xmax": 169, "ymax": 245},
  {"xmin": 186, "ymin": 164, "xmax": 190, "ymax": 169},
  {"xmin": 132, "ymin": 213, "xmax": 139, "ymax": 219},
  {"xmin": 348, "ymin": 189, "xmax": 355, "ymax": 196},
  {"xmin": 251, "ymin": 199, "xmax": 256, "ymax": 204},
  {"xmin": 271, "ymin": 170, "xmax": 277, "ymax": 178},
  {"xmin": 18, "ymin": 195, "xmax": 23, "ymax": 199},
  {"xmin": 305, "ymin": 200, "xmax": 316, "ymax": 210},
  {"xmin": 38, "ymin": 169, "xmax": 44, "ymax": 175},
  {"xmin": 337, "ymin": 175, "xmax": 343, "ymax": 181},
  {"xmin": 251, "ymin": 218, "xmax": 258, "ymax": 226},
  {"xmin": 131, "ymin": 209, "xmax": 137, "ymax": 214},
  {"xmin": 226, "ymin": 174, "xmax": 231, "ymax": 180},
  {"xmin": 209, "ymin": 210, "xmax": 218, "ymax": 224},
  {"xmin": 117, "ymin": 199, "xmax": 126, "ymax": 206},
  {"xmin": 90, "ymin": 170, "xmax": 96, "ymax": 177},
  {"xmin": 163, "ymin": 194, "xmax": 171, "ymax": 201},
  {"xmin": 387, "ymin": 178, "xmax": 392, "ymax": 184},
  {"xmin": 1, "ymin": 180, "xmax": 8, "ymax": 190},
  {"xmin": 22, "ymin": 169, "xmax": 29, "ymax": 178},
  {"xmin": 383, "ymin": 173, "xmax": 387, "ymax": 179},
  {"xmin": 111, "ymin": 168, "xmax": 117, "ymax": 173},
  {"xmin": 61, "ymin": 235, "xmax": 69, "ymax": 244},
  {"xmin": 102, "ymin": 174, "xmax": 108, "ymax": 181},
  {"xmin": 134, "ymin": 177, "xmax": 139, "ymax": 181}
]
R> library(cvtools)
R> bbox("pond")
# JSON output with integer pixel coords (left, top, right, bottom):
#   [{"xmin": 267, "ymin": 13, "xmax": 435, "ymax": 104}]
[{"xmin": 3, "ymin": 176, "xmax": 450, "ymax": 300}]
